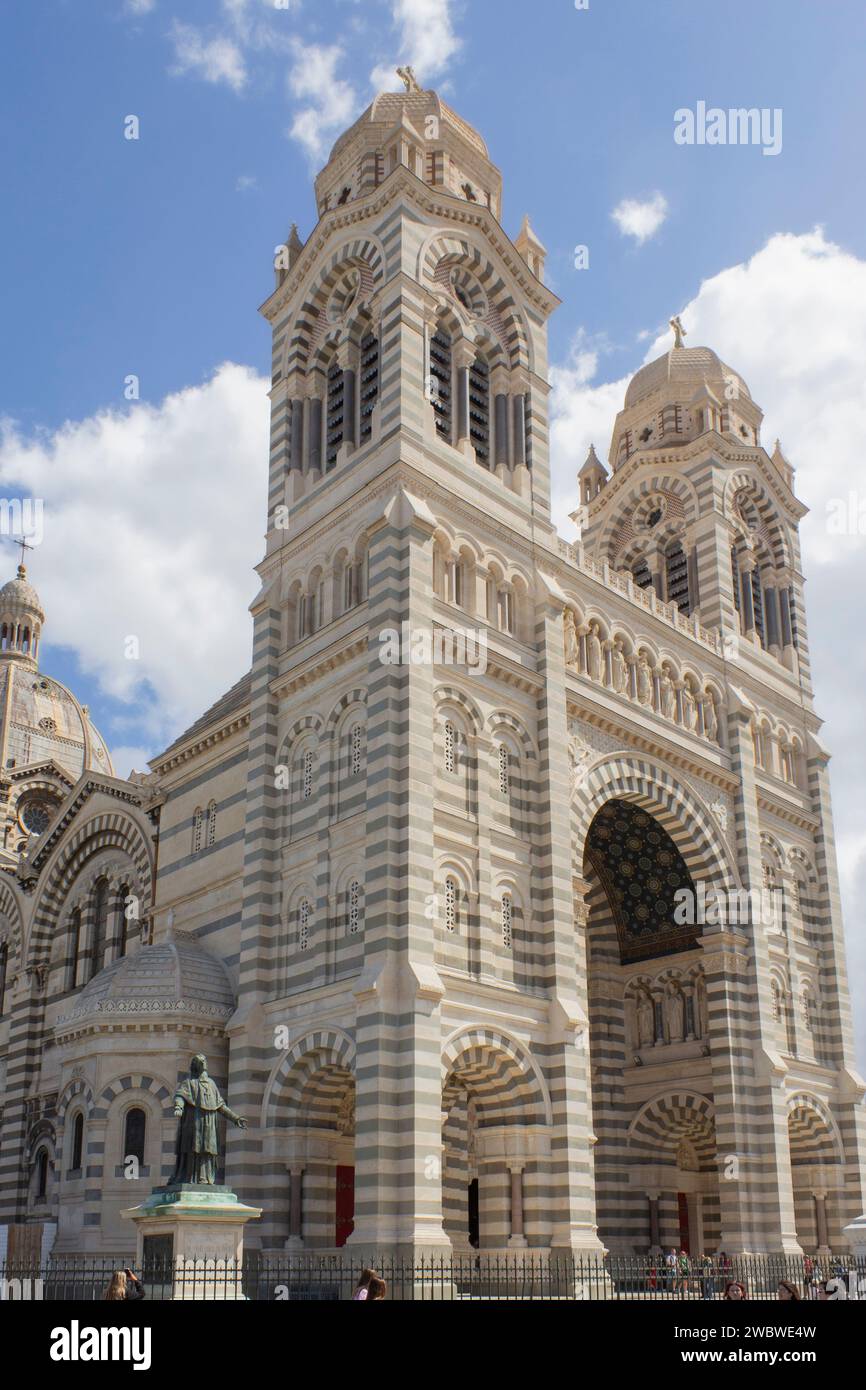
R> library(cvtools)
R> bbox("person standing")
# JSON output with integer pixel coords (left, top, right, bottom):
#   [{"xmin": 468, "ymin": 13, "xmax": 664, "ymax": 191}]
[
  {"xmin": 352, "ymin": 1268, "xmax": 375, "ymax": 1301},
  {"xmin": 103, "ymin": 1267, "xmax": 145, "ymax": 1301}
]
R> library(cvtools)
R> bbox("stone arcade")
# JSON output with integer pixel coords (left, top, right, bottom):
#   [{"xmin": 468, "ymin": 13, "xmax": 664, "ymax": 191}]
[{"xmin": 0, "ymin": 80, "xmax": 864, "ymax": 1264}]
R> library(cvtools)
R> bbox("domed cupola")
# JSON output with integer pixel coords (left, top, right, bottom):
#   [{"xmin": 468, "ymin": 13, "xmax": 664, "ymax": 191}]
[
  {"xmin": 610, "ymin": 317, "xmax": 763, "ymax": 470},
  {"xmin": 0, "ymin": 564, "xmax": 44, "ymax": 668},
  {"xmin": 313, "ymin": 69, "xmax": 503, "ymax": 224}
]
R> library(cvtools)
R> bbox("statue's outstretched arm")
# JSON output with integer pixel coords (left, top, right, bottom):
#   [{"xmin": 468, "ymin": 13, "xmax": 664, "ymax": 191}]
[{"xmin": 220, "ymin": 1104, "xmax": 247, "ymax": 1129}]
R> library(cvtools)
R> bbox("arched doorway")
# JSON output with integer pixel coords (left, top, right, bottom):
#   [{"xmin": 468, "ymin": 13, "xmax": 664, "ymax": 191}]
[
  {"xmin": 787, "ymin": 1096, "xmax": 845, "ymax": 1256},
  {"xmin": 441, "ymin": 1031, "xmax": 549, "ymax": 1251},
  {"xmin": 582, "ymin": 797, "xmax": 719, "ymax": 1254},
  {"xmin": 268, "ymin": 1038, "xmax": 356, "ymax": 1250}
]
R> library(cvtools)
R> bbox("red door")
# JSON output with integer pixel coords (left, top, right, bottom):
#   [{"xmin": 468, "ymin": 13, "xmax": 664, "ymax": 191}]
[
  {"xmin": 677, "ymin": 1192, "xmax": 690, "ymax": 1254},
  {"xmin": 335, "ymin": 1165, "xmax": 355, "ymax": 1247}
]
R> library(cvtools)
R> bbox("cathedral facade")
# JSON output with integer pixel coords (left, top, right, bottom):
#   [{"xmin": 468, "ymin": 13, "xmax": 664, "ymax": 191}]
[{"xmin": 1, "ymin": 83, "xmax": 864, "ymax": 1264}]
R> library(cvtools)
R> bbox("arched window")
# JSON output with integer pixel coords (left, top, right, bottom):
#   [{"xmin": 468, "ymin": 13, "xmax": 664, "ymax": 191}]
[
  {"xmin": 298, "ymin": 898, "xmax": 312, "ymax": 951},
  {"xmin": 444, "ymin": 721, "xmax": 456, "ymax": 775},
  {"xmin": 36, "ymin": 1149, "xmax": 48, "ymax": 1199},
  {"xmin": 207, "ymin": 800, "xmax": 217, "ymax": 846},
  {"xmin": 71, "ymin": 1112, "xmax": 84, "ymax": 1171},
  {"xmin": 468, "ymin": 354, "xmax": 490, "ymax": 466},
  {"xmin": 326, "ymin": 357, "xmax": 345, "ymax": 469},
  {"xmin": 349, "ymin": 722, "xmax": 363, "ymax": 778},
  {"xmin": 498, "ymin": 743, "xmax": 510, "ymax": 797},
  {"xmin": 91, "ymin": 877, "xmax": 110, "ymax": 979},
  {"xmin": 0, "ymin": 941, "xmax": 7, "ymax": 1016},
  {"xmin": 118, "ymin": 885, "xmax": 131, "ymax": 957},
  {"xmin": 665, "ymin": 542, "xmax": 690, "ymax": 614},
  {"xmin": 444, "ymin": 877, "xmax": 457, "ymax": 933},
  {"xmin": 429, "ymin": 325, "xmax": 453, "ymax": 443},
  {"xmin": 359, "ymin": 331, "xmax": 379, "ymax": 442},
  {"xmin": 751, "ymin": 566, "xmax": 766, "ymax": 645},
  {"xmin": 123, "ymin": 1107, "xmax": 146, "ymax": 1165},
  {"xmin": 731, "ymin": 548, "xmax": 741, "ymax": 615},
  {"xmin": 68, "ymin": 908, "xmax": 81, "ymax": 989},
  {"xmin": 302, "ymin": 749, "xmax": 315, "ymax": 800},
  {"xmin": 347, "ymin": 879, "xmax": 362, "ymax": 935},
  {"xmin": 498, "ymin": 586, "xmax": 514, "ymax": 635},
  {"xmin": 192, "ymin": 807, "xmax": 203, "ymax": 854},
  {"xmin": 501, "ymin": 892, "xmax": 513, "ymax": 950}
]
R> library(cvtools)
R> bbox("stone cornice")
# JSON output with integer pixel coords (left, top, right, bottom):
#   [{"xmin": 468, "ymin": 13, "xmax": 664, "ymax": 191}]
[{"xmin": 150, "ymin": 712, "xmax": 251, "ymax": 777}]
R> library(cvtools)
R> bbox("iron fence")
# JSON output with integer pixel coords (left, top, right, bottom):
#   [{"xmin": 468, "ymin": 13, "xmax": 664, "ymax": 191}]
[{"xmin": 1, "ymin": 1252, "xmax": 862, "ymax": 1301}]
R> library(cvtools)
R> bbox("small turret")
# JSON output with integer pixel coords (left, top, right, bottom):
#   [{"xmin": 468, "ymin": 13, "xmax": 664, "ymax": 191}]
[
  {"xmin": 577, "ymin": 443, "xmax": 608, "ymax": 505},
  {"xmin": 515, "ymin": 215, "xmax": 547, "ymax": 282}
]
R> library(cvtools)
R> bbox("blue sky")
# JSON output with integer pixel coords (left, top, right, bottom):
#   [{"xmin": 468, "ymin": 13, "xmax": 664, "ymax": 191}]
[{"xmin": 2, "ymin": 2, "xmax": 866, "ymax": 1062}]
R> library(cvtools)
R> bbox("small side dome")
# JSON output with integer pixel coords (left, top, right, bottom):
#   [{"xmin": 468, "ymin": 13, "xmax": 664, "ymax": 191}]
[{"xmin": 55, "ymin": 932, "xmax": 235, "ymax": 1034}]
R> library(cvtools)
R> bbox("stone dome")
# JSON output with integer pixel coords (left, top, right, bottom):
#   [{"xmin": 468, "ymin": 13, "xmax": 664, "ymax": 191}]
[
  {"xmin": 0, "ymin": 566, "xmax": 45, "ymax": 619},
  {"xmin": 329, "ymin": 88, "xmax": 489, "ymax": 163},
  {"xmin": 56, "ymin": 932, "xmax": 236, "ymax": 1032},
  {"xmin": 0, "ymin": 564, "xmax": 114, "ymax": 782},
  {"xmin": 0, "ymin": 664, "xmax": 114, "ymax": 780},
  {"xmin": 624, "ymin": 345, "xmax": 751, "ymax": 409}
]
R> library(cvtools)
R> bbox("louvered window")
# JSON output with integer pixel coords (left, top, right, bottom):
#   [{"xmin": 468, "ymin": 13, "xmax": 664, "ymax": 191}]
[
  {"xmin": 359, "ymin": 332, "xmax": 379, "ymax": 442},
  {"xmin": 326, "ymin": 359, "xmax": 344, "ymax": 469},
  {"xmin": 666, "ymin": 543, "xmax": 690, "ymax": 614},
  {"xmin": 633, "ymin": 559, "xmax": 653, "ymax": 591},
  {"xmin": 350, "ymin": 723, "xmax": 362, "ymax": 777},
  {"xmin": 752, "ymin": 569, "xmax": 765, "ymax": 645},
  {"xmin": 303, "ymin": 750, "xmax": 314, "ymax": 800},
  {"xmin": 731, "ymin": 549, "xmax": 741, "ymax": 613},
  {"xmin": 429, "ymin": 328, "xmax": 453, "ymax": 443},
  {"xmin": 468, "ymin": 356, "xmax": 490, "ymax": 466}
]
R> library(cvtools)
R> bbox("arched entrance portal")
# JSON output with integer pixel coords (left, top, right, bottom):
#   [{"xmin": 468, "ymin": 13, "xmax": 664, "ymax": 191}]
[
  {"xmin": 582, "ymin": 797, "xmax": 719, "ymax": 1255},
  {"xmin": 441, "ymin": 1031, "xmax": 549, "ymax": 1252},
  {"xmin": 267, "ymin": 1037, "xmax": 356, "ymax": 1250},
  {"xmin": 787, "ymin": 1096, "xmax": 845, "ymax": 1256}
]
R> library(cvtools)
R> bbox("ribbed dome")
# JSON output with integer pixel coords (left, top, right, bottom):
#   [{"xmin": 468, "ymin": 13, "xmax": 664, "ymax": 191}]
[
  {"xmin": 328, "ymin": 88, "xmax": 489, "ymax": 163},
  {"xmin": 0, "ymin": 565, "xmax": 44, "ymax": 618},
  {"xmin": 57, "ymin": 932, "xmax": 235, "ymax": 1030},
  {"xmin": 1, "ymin": 664, "xmax": 114, "ymax": 779},
  {"xmin": 624, "ymin": 346, "xmax": 750, "ymax": 408}
]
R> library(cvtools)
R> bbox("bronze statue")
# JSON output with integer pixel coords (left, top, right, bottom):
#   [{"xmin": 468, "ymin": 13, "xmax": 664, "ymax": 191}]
[{"xmin": 171, "ymin": 1053, "xmax": 247, "ymax": 1186}]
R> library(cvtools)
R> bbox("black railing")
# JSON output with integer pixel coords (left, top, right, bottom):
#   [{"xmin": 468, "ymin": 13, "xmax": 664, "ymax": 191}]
[{"xmin": 0, "ymin": 1253, "xmax": 862, "ymax": 1301}]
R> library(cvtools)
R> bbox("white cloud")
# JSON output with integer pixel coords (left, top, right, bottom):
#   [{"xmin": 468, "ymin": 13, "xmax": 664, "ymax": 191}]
[
  {"xmin": 550, "ymin": 226, "xmax": 866, "ymax": 1066},
  {"xmin": 370, "ymin": 0, "xmax": 461, "ymax": 90},
  {"xmin": 235, "ymin": 173, "xmax": 258, "ymax": 192},
  {"xmin": 611, "ymin": 192, "xmax": 669, "ymax": 244},
  {"xmin": 125, "ymin": 0, "xmax": 155, "ymax": 14},
  {"xmin": 0, "ymin": 364, "xmax": 269, "ymax": 761},
  {"xmin": 287, "ymin": 40, "xmax": 360, "ymax": 164},
  {"xmin": 168, "ymin": 21, "xmax": 248, "ymax": 93}
]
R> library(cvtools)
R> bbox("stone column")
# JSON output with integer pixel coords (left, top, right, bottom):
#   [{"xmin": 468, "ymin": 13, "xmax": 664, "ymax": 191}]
[
  {"xmin": 814, "ymin": 1192, "xmax": 830, "ymax": 1258},
  {"xmin": 508, "ymin": 1164, "xmax": 527, "ymax": 1248},
  {"xmin": 307, "ymin": 395, "xmax": 323, "ymax": 479},
  {"xmin": 648, "ymin": 1192, "xmax": 661, "ymax": 1254},
  {"xmin": 286, "ymin": 1167, "xmax": 304, "ymax": 1249},
  {"xmin": 739, "ymin": 553, "xmax": 757, "ymax": 637},
  {"xmin": 454, "ymin": 342, "xmax": 475, "ymax": 446}
]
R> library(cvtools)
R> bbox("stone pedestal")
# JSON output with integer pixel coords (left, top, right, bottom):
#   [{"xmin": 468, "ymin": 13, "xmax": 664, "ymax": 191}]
[{"xmin": 122, "ymin": 1184, "xmax": 261, "ymax": 1300}]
